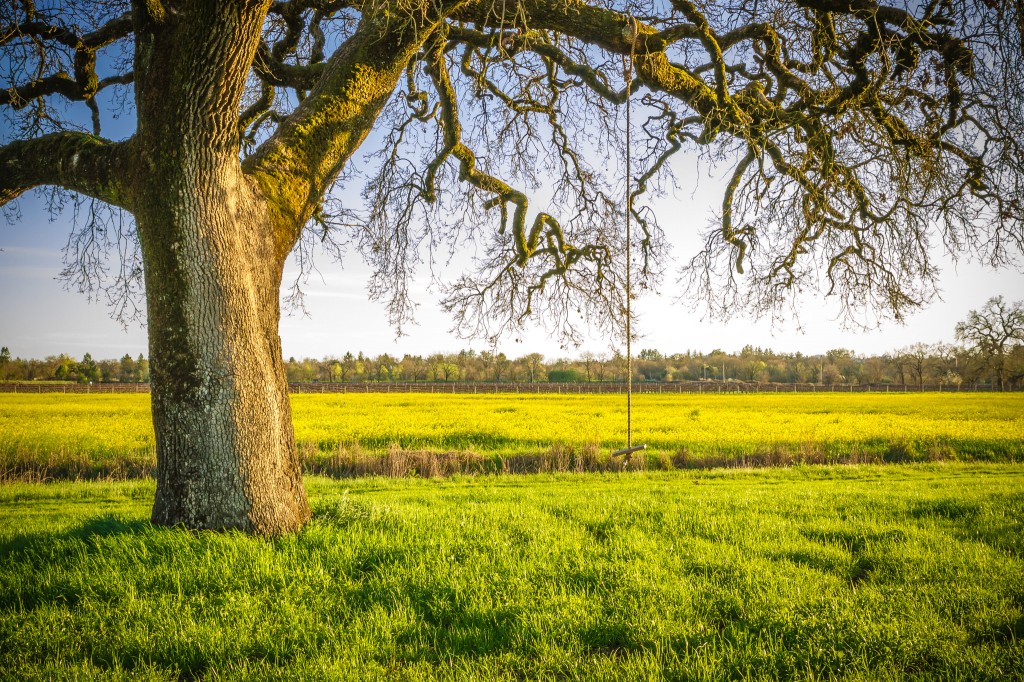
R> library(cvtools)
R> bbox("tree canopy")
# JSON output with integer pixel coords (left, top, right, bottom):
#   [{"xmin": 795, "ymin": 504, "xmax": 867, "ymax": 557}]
[{"xmin": 3, "ymin": 0, "xmax": 1021, "ymax": 340}]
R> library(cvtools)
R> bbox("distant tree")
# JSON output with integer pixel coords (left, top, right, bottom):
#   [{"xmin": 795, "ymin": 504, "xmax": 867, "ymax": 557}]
[
  {"xmin": 609, "ymin": 351, "xmax": 629, "ymax": 382},
  {"xmin": 821, "ymin": 363, "xmax": 843, "ymax": 385},
  {"xmin": 292, "ymin": 357, "xmax": 320, "ymax": 382},
  {"xmin": 522, "ymin": 353, "xmax": 544, "ymax": 384},
  {"xmin": 931, "ymin": 343, "xmax": 961, "ymax": 385},
  {"xmin": 426, "ymin": 354, "xmax": 444, "ymax": 382},
  {"xmin": 340, "ymin": 352, "xmax": 357, "ymax": 382},
  {"xmin": 746, "ymin": 359, "xmax": 769, "ymax": 383},
  {"xmin": 328, "ymin": 360, "xmax": 344, "ymax": 383},
  {"xmin": 637, "ymin": 358, "xmax": 668, "ymax": 381},
  {"xmin": 0, "ymin": 346, "xmax": 9, "ymax": 380},
  {"xmin": 354, "ymin": 354, "xmax": 369, "ymax": 381},
  {"xmin": 478, "ymin": 350, "xmax": 494, "ymax": 382},
  {"xmin": 118, "ymin": 354, "xmax": 136, "ymax": 382},
  {"xmin": 580, "ymin": 352, "xmax": 598, "ymax": 383},
  {"xmin": 955, "ymin": 347, "xmax": 981, "ymax": 385},
  {"xmin": 456, "ymin": 351, "xmax": 475, "ymax": 383},
  {"xmin": 505, "ymin": 358, "xmax": 523, "ymax": 382},
  {"xmin": 135, "ymin": 354, "xmax": 150, "ymax": 383},
  {"xmin": 861, "ymin": 356, "xmax": 889, "ymax": 385},
  {"xmin": 284, "ymin": 357, "xmax": 301, "ymax": 383},
  {"xmin": 99, "ymin": 358, "xmax": 119, "ymax": 382},
  {"xmin": 941, "ymin": 369, "xmax": 964, "ymax": 390},
  {"xmin": 441, "ymin": 359, "xmax": 460, "ymax": 383},
  {"xmin": 363, "ymin": 356, "xmax": 381, "ymax": 382},
  {"xmin": 955, "ymin": 297, "xmax": 1024, "ymax": 390},
  {"xmin": 492, "ymin": 353, "xmax": 510, "ymax": 382},
  {"xmin": 1009, "ymin": 346, "xmax": 1024, "ymax": 388},
  {"xmin": 887, "ymin": 351, "xmax": 911, "ymax": 386},
  {"xmin": 53, "ymin": 355, "xmax": 72, "ymax": 382},
  {"xmin": 903, "ymin": 343, "xmax": 933, "ymax": 389},
  {"xmin": 403, "ymin": 355, "xmax": 430, "ymax": 382},
  {"xmin": 826, "ymin": 349, "xmax": 853, "ymax": 364},
  {"xmin": 428, "ymin": 354, "xmax": 458, "ymax": 382},
  {"xmin": 765, "ymin": 360, "xmax": 789, "ymax": 383},
  {"xmin": 377, "ymin": 354, "xmax": 399, "ymax": 382},
  {"xmin": 78, "ymin": 353, "xmax": 101, "ymax": 383}
]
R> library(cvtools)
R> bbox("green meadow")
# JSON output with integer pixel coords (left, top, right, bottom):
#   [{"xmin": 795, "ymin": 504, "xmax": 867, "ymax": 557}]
[
  {"xmin": 2, "ymin": 393, "xmax": 1022, "ymax": 678},
  {"xmin": 2, "ymin": 465, "xmax": 1023, "ymax": 680}
]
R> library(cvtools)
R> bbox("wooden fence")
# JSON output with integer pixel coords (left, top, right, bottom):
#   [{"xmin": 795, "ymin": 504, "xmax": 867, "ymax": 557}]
[{"xmin": 0, "ymin": 381, "xmax": 1017, "ymax": 394}]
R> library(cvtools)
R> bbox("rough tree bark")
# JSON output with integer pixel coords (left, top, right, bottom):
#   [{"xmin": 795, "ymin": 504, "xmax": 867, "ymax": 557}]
[{"xmin": 137, "ymin": 151, "xmax": 309, "ymax": 533}]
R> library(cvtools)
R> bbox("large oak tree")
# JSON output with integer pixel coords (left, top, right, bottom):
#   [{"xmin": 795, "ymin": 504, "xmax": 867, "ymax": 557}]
[
  {"xmin": 2, "ymin": 0, "xmax": 1021, "ymax": 534},
  {"xmin": 956, "ymin": 295, "xmax": 1024, "ymax": 389}
]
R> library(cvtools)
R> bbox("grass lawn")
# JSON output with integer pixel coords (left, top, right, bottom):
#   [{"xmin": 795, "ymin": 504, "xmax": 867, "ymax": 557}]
[{"xmin": 2, "ymin": 463, "xmax": 1022, "ymax": 680}]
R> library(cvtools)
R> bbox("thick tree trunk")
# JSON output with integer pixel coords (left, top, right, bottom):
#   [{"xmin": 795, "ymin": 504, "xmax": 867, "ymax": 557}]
[
  {"xmin": 123, "ymin": 1, "xmax": 310, "ymax": 535},
  {"xmin": 136, "ymin": 149, "xmax": 309, "ymax": 535},
  {"xmin": 125, "ymin": 0, "xmax": 439, "ymax": 535}
]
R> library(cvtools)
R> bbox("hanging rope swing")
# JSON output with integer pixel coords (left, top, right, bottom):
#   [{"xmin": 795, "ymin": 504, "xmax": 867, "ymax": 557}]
[{"xmin": 612, "ymin": 16, "xmax": 647, "ymax": 460}]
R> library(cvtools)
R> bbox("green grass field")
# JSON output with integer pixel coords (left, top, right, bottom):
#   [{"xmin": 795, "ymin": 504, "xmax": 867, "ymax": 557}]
[
  {"xmin": 2, "ymin": 465, "xmax": 1022, "ymax": 680},
  {"xmin": 1, "ymin": 393, "xmax": 1022, "ymax": 479}
]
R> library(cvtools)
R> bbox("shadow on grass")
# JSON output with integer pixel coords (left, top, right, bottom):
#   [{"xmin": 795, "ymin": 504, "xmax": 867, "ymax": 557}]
[
  {"xmin": 912, "ymin": 492, "xmax": 1024, "ymax": 559},
  {"xmin": 0, "ymin": 514, "xmax": 151, "ymax": 615},
  {"xmin": 0, "ymin": 513, "xmax": 150, "ymax": 560}
]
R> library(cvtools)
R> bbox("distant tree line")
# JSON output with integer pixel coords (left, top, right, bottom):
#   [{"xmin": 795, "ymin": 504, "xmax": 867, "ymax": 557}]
[
  {"xmin": 0, "ymin": 350, "xmax": 149, "ymax": 384},
  {"xmin": 272, "ymin": 341, "xmax": 1022, "ymax": 390},
  {"xmin": 2, "ymin": 297, "xmax": 1021, "ymax": 389}
]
